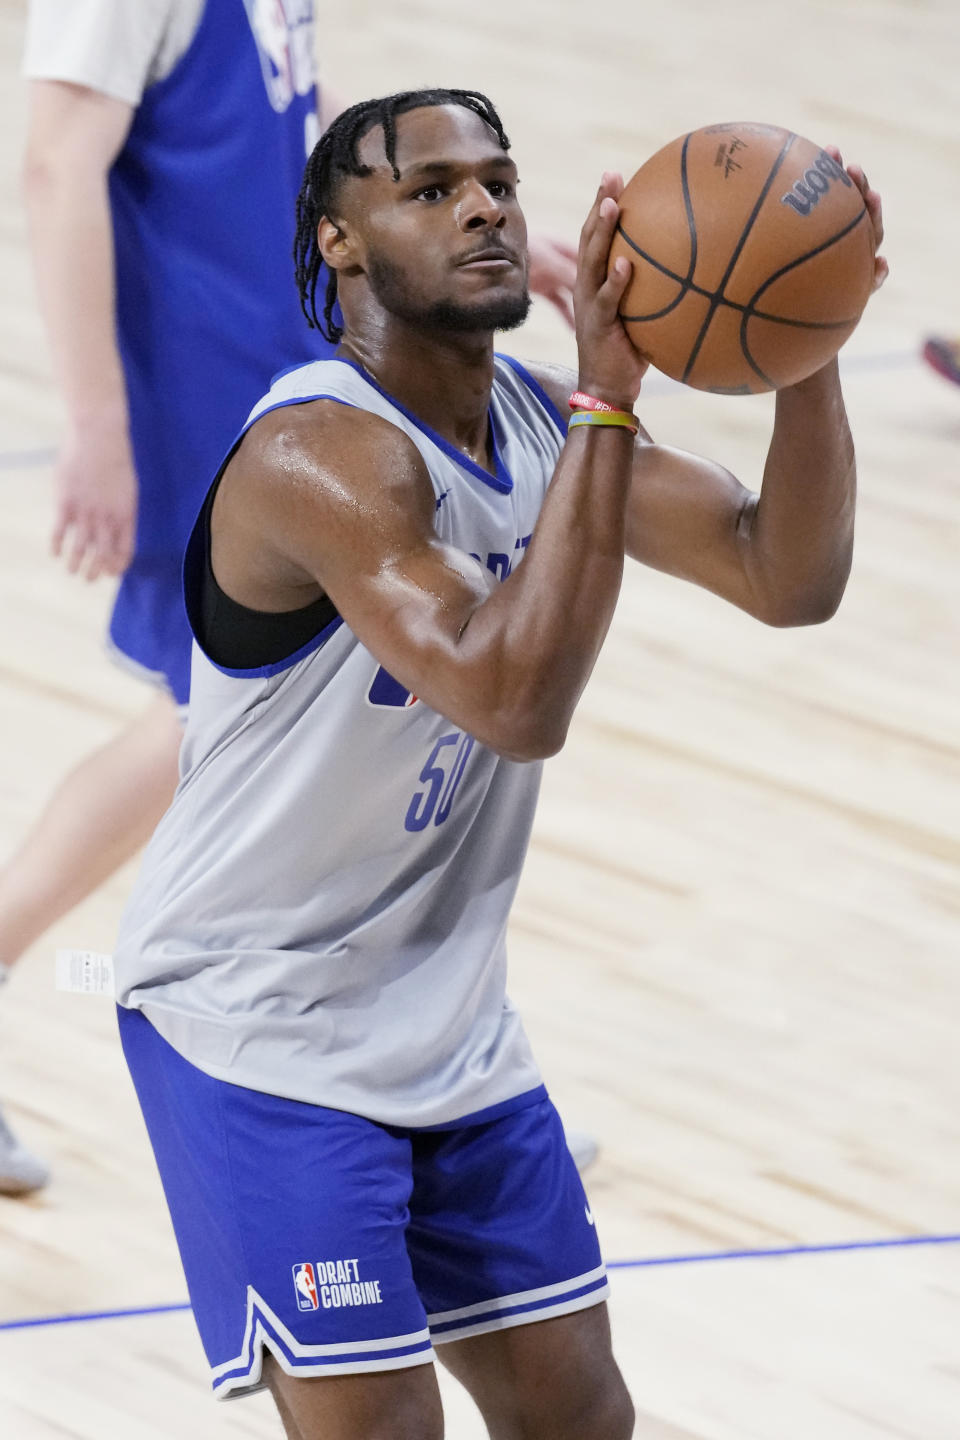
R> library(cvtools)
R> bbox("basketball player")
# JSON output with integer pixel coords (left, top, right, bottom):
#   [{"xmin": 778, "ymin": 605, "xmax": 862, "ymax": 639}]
[
  {"xmin": 114, "ymin": 90, "xmax": 885, "ymax": 1435},
  {"xmin": 0, "ymin": 1, "xmax": 578, "ymax": 1194}
]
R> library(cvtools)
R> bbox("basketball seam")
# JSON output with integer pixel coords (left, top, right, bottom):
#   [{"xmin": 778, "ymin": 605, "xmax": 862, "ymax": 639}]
[
  {"xmin": 743, "ymin": 206, "xmax": 870, "ymax": 314},
  {"xmin": 750, "ymin": 311, "xmax": 858, "ymax": 331},
  {"xmin": 622, "ymin": 298, "xmax": 858, "ymax": 330},
  {"xmin": 680, "ymin": 133, "xmax": 699, "ymax": 288},
  {"xmin": 615, "ymin": 133, "xmax": 700, "ymax": 324},
  {"xmin": 615, "ymin": 228, "xmax": 689, "ymax": 321},
  {"xmin": 737, "ymin": 207, "xmax": 870, "ymax": 386},
  {"xmin": 680, "ymin": 131, "xmax": 797, "ymax": 385}
]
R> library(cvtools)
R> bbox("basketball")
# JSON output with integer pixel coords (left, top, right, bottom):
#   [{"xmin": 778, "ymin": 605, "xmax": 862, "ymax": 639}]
[{"xmin": 608, "ymin": 123, "xmax": 876, "ymax": 394}]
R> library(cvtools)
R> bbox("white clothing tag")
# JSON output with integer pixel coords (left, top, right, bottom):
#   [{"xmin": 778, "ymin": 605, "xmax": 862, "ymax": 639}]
[{"xmin": 55, "ymin": 949, "xmax": 116, "ymax": 997}]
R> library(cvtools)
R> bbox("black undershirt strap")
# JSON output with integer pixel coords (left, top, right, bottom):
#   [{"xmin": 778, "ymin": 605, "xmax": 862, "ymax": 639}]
[{"xmin": 195, "ymin": 480, "xmax": 338, "ymax": 669}]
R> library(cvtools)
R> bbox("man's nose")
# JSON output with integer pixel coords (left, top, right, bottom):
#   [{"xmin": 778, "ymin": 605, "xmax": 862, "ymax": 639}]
[{"xmin": 458, "ymin": 181, "xmax": 506, "ymax": 231}]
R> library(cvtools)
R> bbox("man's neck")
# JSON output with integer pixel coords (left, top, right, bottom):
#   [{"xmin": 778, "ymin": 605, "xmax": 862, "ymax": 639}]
[{"xmin": 338, "ymin": 321, "xmax": 497, "ymax": 471}]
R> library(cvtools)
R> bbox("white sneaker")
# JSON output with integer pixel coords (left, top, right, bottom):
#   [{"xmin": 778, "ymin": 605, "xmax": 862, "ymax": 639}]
[
  {"xmin": 0, "ymin": 1105, "xmax": 50, "ymax": 1195},
  {"xmin": 567, "ymin": 1129, "xmax": 599, "ymax": 1174}
]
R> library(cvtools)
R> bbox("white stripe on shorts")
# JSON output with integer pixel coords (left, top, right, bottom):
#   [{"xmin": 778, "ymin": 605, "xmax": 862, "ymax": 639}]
[
  {"xmin": 211, "ymin": 1286, "xmax": 432, "ymax": 1399},
  {"xmin": 426, "ymin": 1263, "xmax": 607, "ymax": 1327},
  {"xmin": 431, "ymin": 1277, "xmax": 611, "ymax": 1347}
]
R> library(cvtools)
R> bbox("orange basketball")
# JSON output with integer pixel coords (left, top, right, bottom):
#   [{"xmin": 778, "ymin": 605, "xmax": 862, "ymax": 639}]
[{"xmin": 608, "ymin": 123, "xmax": 875, "ymax": 394}]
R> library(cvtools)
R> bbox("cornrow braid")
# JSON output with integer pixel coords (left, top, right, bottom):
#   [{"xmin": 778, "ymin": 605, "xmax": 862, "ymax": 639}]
[{"xmin": 293, "ymin": 88, "xmax": 511, "ymax": 343}]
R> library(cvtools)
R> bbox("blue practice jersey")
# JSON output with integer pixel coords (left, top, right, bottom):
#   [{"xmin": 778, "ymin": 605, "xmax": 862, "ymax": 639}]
[{"xmin": 108, "ymin": 0, "xmax": 334, "ymax": 701}]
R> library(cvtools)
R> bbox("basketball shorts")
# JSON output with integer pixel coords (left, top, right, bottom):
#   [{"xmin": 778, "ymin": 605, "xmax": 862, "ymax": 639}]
[
  {"xmin": 118, "ymin": 1007, "xmax": 608, "ymax": 1400},
  {"xmin": 109, "ymin": 558, "xmax": 193, "ymax": 707}
]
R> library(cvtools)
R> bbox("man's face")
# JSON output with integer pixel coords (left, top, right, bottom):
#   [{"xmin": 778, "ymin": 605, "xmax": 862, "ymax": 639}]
[{"xmin": 338, "ymin": 105, "xmax": 531, "ymax": 333}]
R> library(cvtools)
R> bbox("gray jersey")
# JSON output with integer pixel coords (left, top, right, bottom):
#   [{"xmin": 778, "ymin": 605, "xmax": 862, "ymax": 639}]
[{"xmin": 114, "ymin": 355, "xmax": 567, "ymax": 1127}]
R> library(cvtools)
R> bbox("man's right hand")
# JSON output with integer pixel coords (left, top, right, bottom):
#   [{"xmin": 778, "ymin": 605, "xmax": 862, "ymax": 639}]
[
  {"xmin": 52, "ymin": 410, "xmax": 137, "ymax": 581},
  {"xmin": 574, "ymin": 173, "xmax": 649, "ymax": 410}
]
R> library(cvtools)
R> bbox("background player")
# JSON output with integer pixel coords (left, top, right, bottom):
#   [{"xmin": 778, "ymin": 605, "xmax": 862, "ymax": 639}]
[{"xmin": 112, "ymin": 88, "xmax": 885, "ymax": 1437}]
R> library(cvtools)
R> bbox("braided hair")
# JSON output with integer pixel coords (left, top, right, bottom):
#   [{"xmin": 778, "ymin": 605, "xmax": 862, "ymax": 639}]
[{"xmin": 293, "ymin": 88, "xmax": 511, "ymax": 343}]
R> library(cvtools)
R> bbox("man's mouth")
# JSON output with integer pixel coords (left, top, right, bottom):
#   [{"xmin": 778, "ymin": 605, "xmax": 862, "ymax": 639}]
[{"xmin": 457, "ymin": 246, "xmax": 516, "ymax": 268}]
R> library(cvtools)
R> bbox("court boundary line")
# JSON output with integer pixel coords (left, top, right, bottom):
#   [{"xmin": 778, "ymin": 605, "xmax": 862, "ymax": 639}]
[
  {"xmin": 2, "ymin": 1231, "xmax": 958, "ymax": 1334},
  {"xmin": 606, "ymin": 1231, "xmax": 960, "ymax": 1270}
]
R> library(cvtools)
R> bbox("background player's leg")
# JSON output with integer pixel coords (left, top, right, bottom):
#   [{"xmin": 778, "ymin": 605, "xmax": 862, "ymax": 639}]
[
  {"xmin": 262, "ymin": 1352, "xmax": 445, "ymax": 1440},
  {"xmin": 436, "ymin": 1304, "xmax": 634, "ymax": 1440},
  {"xmin": 0, "ymin": 691, "xmax": 181, "ymax": 1189},
  {"xmin": 0, "ymin": 690, "xmax": 181, "ymax": 969}
]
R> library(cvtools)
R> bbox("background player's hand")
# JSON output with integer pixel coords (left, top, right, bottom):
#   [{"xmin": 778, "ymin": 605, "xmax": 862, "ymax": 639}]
[
  {"xmin": 51, "ymin": 412, "xmax": 137, "ymax": 581},
  {"xmin": 825, "ymin": 147, "xmax": 888, "ymax": 294},
  {"xmin": 526, "ymin": 233, "xmax": 578, "ymax": 329},
  {"xmin": 574, "ymin": 172, "xmax": 649, "ymax": 408}
]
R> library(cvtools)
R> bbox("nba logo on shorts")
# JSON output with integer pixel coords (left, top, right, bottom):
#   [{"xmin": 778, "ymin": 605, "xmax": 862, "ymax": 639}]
[{"xmin": 292, "ymin": 1262, "xmax": 319, "ymax": 1311}]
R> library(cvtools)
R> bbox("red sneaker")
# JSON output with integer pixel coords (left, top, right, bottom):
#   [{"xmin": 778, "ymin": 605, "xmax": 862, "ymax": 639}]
[{"xmin": 922, "ymin": 336, "xmax": 960, "ymax": 388}]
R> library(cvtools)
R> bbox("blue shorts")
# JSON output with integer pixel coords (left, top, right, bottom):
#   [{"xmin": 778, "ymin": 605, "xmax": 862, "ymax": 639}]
[
  {"xmin": 109, "ymin": 558, "xmax": 193, "ymax": 707},
  {"xmin": 118, "ymin": 1008, "xmax": 608, "ymax": 1400}
]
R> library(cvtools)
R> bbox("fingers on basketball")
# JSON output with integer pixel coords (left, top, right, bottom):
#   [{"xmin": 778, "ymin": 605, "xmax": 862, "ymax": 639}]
[{"xmin": 606, "ymin": 123, "xmax": 878, "ymax": 393}]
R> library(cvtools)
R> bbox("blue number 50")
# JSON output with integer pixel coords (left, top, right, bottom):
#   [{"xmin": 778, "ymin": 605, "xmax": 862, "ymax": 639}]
[{"xmin": 404, "ymin": 731, "xmax": 475, "ymax": 833}]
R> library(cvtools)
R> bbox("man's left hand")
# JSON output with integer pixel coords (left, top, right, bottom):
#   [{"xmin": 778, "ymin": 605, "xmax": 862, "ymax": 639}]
[{"xmin": 825, "ymin": 147, "xmax": 889, "ymax": 294}]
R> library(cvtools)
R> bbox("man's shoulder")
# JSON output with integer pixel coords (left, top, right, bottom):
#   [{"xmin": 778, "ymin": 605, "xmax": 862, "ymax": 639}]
[
  {"xmin": 247, "ymin": 395, "xmax": 418, "ymax": 463},
  {"xmin": 231, "ymin": 397, "xmax": 429, "ymax": 511}
]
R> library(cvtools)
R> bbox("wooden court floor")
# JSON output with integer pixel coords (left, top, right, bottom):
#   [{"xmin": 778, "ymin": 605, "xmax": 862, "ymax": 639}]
[{"xmin": 1, "ymin": 1, "xmax": 959, "ymax": 1436}]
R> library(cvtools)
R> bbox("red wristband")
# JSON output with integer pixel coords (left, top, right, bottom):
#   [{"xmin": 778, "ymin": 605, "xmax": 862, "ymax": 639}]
[{"xmin": 569, "ymin": 390, "xmax": 629, "ymax": 413}]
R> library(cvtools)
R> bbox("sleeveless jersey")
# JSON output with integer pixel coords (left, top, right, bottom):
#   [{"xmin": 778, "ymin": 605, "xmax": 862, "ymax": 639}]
[
  {"xmin": 113, "ymin": 355, "xmax": 568, "ymax": 1128},
  {"xmin": 107, "ymin": 0, "xmax": 335, "ymax": 701}
]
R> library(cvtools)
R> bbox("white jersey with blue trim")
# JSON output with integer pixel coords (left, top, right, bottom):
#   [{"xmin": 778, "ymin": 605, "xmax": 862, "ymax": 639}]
[{"xmin": 114, "ymin": 355, "xmax": 567, "ymax": 1127}]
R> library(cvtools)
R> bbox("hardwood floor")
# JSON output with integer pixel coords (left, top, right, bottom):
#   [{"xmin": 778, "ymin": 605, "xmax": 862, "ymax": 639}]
[{"xmin": 1, "ymin": 1, "xmax": 958, "ymax": 1434}]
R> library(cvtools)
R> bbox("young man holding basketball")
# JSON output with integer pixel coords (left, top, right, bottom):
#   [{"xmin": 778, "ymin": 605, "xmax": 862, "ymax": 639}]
[{"xmin": 113, "ymin": 89, "xmax": 885, "ymax": 1438}]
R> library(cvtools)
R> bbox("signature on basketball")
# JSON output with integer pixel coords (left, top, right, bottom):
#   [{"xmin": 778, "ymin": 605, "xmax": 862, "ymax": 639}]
[
  {"xmin": 713, "ymin": 136, "xmax": 748, "ymax": 179},
  {"xmin": 780, "ymin": 151, "xmax": 853, "ymax": 217}
]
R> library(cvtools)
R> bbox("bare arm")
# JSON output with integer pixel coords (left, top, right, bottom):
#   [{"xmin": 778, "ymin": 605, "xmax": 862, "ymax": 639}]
[
  {"xmin": 527, "ymin": 160, "xmax": 886, "ymax": 627},
  {"xmin": 531, "ymin": 356, "xmax": 855, "ymax": 626},
  {"xmin": 222, "ymin": 402, "xmax": 629, "ymax": 761},
  {"xmin": 23, "ymin": 80, "xmax": 136, "ymax": 579}
]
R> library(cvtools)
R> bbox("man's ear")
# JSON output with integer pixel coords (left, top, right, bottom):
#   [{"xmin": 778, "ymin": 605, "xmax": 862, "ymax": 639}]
[{"xmin": 318, "ymin": 215, "xmax": 360, "ymax": 273}]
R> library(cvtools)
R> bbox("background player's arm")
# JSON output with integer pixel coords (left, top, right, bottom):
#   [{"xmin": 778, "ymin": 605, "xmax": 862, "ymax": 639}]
[{"xmin": 22, "ymin": 80, "xmax": 137, "ymax": 580}]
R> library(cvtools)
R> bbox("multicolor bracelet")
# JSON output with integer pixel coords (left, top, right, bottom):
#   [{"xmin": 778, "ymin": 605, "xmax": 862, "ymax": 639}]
[{"xmin": 568, "ymin": 409, "xmax": 639, "ymax": 436}]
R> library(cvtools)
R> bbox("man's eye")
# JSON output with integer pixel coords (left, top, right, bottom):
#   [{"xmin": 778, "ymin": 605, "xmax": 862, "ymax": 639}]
[
  {"xmin": 487, "ymin": 181, "xmax": 514, "ymax": 198},
  {"xmin": 415, "ymin": 185, "xmax": 445, "ymax": 202}
]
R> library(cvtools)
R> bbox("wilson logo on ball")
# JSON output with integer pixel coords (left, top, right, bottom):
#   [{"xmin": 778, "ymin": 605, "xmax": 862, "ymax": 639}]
[{"xmin": 780, "ymin": 151, "xmax": 853, "ymax": 217}]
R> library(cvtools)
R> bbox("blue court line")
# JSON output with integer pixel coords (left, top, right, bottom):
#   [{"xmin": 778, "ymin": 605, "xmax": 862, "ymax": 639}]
[
  {"xmin": 606, "ymin": 1231, "xmax": 960, "ymax": 1270},
  {"xmin": 2, "ymin": 1232, "xmax": 958, "ymax": 1335},
  {"xmin": 0, "ymin": 1300, "xmax": 190, "ymax": 1332}
]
